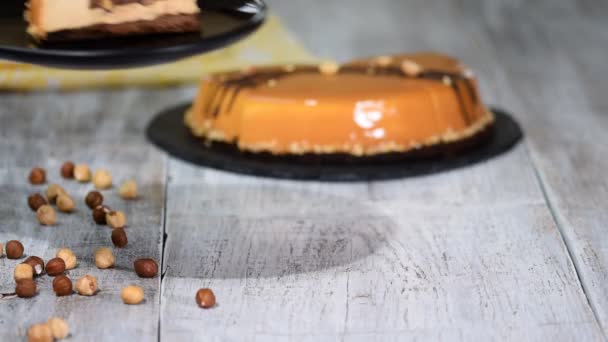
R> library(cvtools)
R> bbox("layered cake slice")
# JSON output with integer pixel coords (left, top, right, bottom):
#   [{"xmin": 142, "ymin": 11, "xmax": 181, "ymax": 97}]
[
  {"xmin": 185, "ymin": 52, "xmax": 495, "ymax": 157},
  {"xmin": 25, "ymin": 0, "xmax": 201, "ymax": 42}
]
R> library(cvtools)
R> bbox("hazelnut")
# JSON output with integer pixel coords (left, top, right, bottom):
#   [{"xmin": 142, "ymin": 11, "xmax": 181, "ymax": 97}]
[
  {"xmin": 45, "ymin": 257, "xmax": 66, "ymax": 276},
  {"xmin": 118, "ymin": 180, "xmax": 138, "ymax": 200},
  {"xmin": 15, "ymin": 278, "xmax": 37, "ymax": 298},
  {"xmin": 93, "ymin": 205, "xmax": 111, "ymax": 224},
  {"xmin": 28, "ymin": 193, "xmax": 48, "ymax": 212},
  {"xmin": 121, "ymin": 285, "xmax": 145, "ymax": 305},
  {"xmin": 93, "ymin": 169, "xmax": 112, "ymax": 189},
  {"xmin": 94, "ymin": 247, "xmax": 115, "ymax": 269},
  {"xmin": 319, "ymin": 61, "xmax": 340, "ymax": 75},
  {"xmin": 6, "ymin": 240, "xmax": 24, "ymax": 259},
  {"xmin": 56, "ymin": 194, "xmax": 75, "ymax": 213},
  {"xmin": 106, "ymin": 210, "xmax": 127, "ymax": 229},
  {"xmin": 134, "ymin": 258, "xmax": 158, "ymax": 278},
  {"xmin": 60, "ymin": 161, "xmax": 75, "ymax": 179},
  {"xmin": 27, "ymin": 323, "xmax": 52, "ymax": 342},
  {"xmin": 56, "ymin": 248, "xmax": 77, "ymax": 270},
  {"xmin": 36, "ymin": 205, "xmax": 56, "ymax": 226},
  {"xmin": 74, "ymin": 164, "xmax": 92, "ymax": 182},
  {"xmin": 374, "ymin": 55, "xmax": 393, "ymax": 67},
  {"xmin": 14, "ymin": 263, "xmax": 34, "ymax": 281},
  {"xmin": 75, "ymin": 274, "xmax": 98, "ymax": 296},
  {"xmin": 401, "ymin": 59, "xmax": 423, "ymax": 77},
  {"xmin": 24, "ymin": 256, "xmax": 45, "ymax": 276},
  {"xmin": 47, "ymin": 317, "xmax": 69, "ymax": 340},
  {"xmin": 195, "ymin": 288, "xmax": 216, "ymax": 308},
  {"xmin": 111, "ymin": 228, "xmax": 128, "ymax": 248},
  {"xmin": 85, "ymin": 191, "xmax": 104, "ymax": 209},
  {"xmin": 28, "ymin": 167, "xmax": 46, "ymax": 185},
  {"xmin": 45, "ymin": 184, "xmax": 66, "ymax": 204},
  {"xmin": 0, "ymin": 242, "xmax": 3, "ymax": 256},
  {"xmin": 52, "ymin": 275, "xmax": 73, "ymax": 296}
]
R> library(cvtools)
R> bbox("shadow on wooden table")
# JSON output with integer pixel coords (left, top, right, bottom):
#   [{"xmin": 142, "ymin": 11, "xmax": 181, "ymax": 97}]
[{"xmin": 164, "ymin": 183, "xmax": 396, "ymax": 279}]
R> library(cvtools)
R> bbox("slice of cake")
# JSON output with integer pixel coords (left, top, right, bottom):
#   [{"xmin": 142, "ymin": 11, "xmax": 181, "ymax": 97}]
[
  {"xmin": 185, "ymin": 52, "xmax": 495, "ymax": 157},
  {"xmin": 25, "ymin": 0, "xmax": 201, "ymax": 42}
]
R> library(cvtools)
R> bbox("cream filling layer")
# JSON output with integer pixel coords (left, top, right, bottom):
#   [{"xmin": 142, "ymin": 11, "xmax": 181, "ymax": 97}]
[{"xmin": 35, "ymin": 0, "xmax": 199, "ymax": 33}]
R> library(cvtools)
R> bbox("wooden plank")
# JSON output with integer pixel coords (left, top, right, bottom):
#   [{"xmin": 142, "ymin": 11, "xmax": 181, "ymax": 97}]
[{"xmin": 0, "ymin": 88, "xmax": 192, "ymax": 341}]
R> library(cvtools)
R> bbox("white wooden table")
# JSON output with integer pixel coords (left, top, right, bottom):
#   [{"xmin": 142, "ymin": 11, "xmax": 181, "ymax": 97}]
[{"xmin": 1, "ymin": 0, "xmax": 607, "ymax": 340}]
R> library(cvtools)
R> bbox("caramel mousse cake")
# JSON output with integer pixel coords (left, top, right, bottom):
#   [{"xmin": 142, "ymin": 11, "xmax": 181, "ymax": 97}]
[
  {"xmin": 185, "ymin": 52, "xmax": 495, "ymax": 157},
  {"xmin": 25, "ymin": 0, "xmax": 200, "ymax": 42}
]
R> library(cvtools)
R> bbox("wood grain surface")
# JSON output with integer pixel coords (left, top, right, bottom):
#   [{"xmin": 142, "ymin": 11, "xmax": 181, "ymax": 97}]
[{"xmin": 1, "ymin": 0, "xmax": 607, "ymax": 341}]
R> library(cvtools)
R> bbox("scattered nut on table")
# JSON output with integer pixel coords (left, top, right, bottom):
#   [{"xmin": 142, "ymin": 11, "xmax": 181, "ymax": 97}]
[
  {"xmin": 28, "ymin": 167, "xmax": 46, "ymax": 185},
  {"xmin": 52, "ymin": 275, "xmax": 73, "ymax": 297},
  {"xmin": 60, "ymin": 161, "xmax": 75, "ymax": 179},
  {"xmin": 134, "ymin": 258, "xmax": 158, "ymax": 278},
  {"xmin": 56, "ymin": 194, "xmax": 75, "ymax": 213},
  {"xmin": 47, "ymin": 317, "xmax": 69, "ymax": 340},
  {"xmin": 37, "ymin": 205, "xmax": 56, "ymax": 226},
  {"xmin": 45, "ymin": 184, "xmax": 66, "ymax": 204},
  {"xmin": 196, "ymin": 288, "xmax": 216, "ymax": 308},
  {"xmin": 85, "ymin": 191, "xmax": 104, "ymax": 209},
  {"xmin": 45, "ymin": 257, "xmax": 66, "ymax": 276},
  {"xmin": 75, "ymin": 274, "xmax": 98, "ymax": 296},
  {"xmin": 106, "ymin": 210, "xmax": 127, "ymax": 229},
  {"xmin": 73, "ymin": 164, "xmax": 92, "ymax": 182},
  {"xmin": 119, "ymin": 180, "xmax": 138, "ymax": 200},
  {"xmin": 93, "ymin": 169, "xmax": 112, "ymax": 189},
  {"xmin": 28, "ymin": 193, "xmax": 48, "ymax": 212},
  {"xmin": 121, "ymin": 285, "xmax": 145, "ymax": 305},
  {"xmin": 24, "ymin": 256, "xmax": 45, "ymax": 276},
  {"xmin": 111, "ymin": 228, "xmax": 128, "ymax": 248},
  {"xmin": 94, "ymin": 247, "xmax": 115, "ymax": 269},
  {"xmin": 56, "ymin": 248, "xmax": 77, "ymax": 270},
  {"xmin": 16, "ymin": 279, "xmax": 37, "ymax": 298},
  {"xmin": 93, "ymin": 205, "xmax": 111, "ymax": 224},
  {"xmin": 14, "ymin": 263, "xmax": 34, "ymax": 281},
  {"xmin": 6, "ymin": 240, "xmax": 24, "ymax": 259},
  {"xmin": 27, "ymin": 322, "xmax": 52, "ymax": 342}
]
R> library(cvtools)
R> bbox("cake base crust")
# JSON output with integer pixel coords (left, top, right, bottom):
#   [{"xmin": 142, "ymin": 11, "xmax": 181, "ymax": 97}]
[{"xmin": 44, "ymin": 13, "xmax": 200, "ymax": 42}]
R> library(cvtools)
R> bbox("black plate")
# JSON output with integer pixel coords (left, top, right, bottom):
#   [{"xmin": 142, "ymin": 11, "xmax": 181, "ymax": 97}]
[
  {"xmin": 0, "ymin": 0, "xmax": 267, "ymax": 69},
  {"xmin": 147, "ymin": 104, "xmax": 523, "ymax": 181}
]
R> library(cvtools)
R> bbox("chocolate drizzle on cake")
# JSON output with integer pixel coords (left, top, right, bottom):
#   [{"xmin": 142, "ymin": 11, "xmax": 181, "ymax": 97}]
[{"xmin": 90, "ymin": 0, "xmax": 159, "ymax": 11}]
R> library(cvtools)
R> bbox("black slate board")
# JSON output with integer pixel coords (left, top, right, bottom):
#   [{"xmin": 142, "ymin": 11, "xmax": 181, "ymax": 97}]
[{"xmin": 146, "ymin": 104, "xmax": 523, "ymax": 181}]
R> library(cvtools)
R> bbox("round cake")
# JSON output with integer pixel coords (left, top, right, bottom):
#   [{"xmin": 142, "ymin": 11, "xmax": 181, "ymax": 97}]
[{"xmin": 185, "ymin": 52, "xmax": 494, "ymax": 156}]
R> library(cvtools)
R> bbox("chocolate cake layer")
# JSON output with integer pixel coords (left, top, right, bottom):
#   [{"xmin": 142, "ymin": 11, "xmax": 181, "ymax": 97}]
[{"xmin": 46, "ymin": 13, "xmax": 200, "ymax": 42}]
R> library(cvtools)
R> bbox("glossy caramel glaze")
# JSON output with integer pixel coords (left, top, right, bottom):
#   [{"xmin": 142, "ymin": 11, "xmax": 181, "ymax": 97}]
[{"xmin": 185, "ymin": 52, "xmax": 494, "ymax": 156}]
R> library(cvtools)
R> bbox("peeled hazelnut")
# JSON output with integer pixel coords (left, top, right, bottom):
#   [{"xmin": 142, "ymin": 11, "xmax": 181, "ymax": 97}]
[
  {"xmin": 52, "ymin": 275, "xmax": 73, "ymax": 296},
  {"xmin": 47, "ymin": 317, "xmax": 69, "ymax": 340},
  {"xmin": 75, "ymin": 274, "xmax": 98, "ymax": 296},
  {"xmin": 74, "ymin": 164, "xmax": 92, "ymax": 182},
  {"xmin": 60, "ymin": 161, "xmax": 75, "ymax": 179},
  {"xmin": 93, "ymin": 205, "xmax": 111, "ymax": 224},
  {"xmin": 16, "ymin": 278, "xmax": 37, "ymax": 298},
  {"xmin": 27, "ymin": 323, "xmax": 52, "ymax": 342},
  {"xmin": 24, "ymin": 256, "xmax": 45, "ymax": 276},
  {"xmin": 45, "ymin": 258, "xmax": 66, "ymax": 276},
  {"xmin": 134, "ymin": 258, "xmax": 158, "ymax": 278},
  {"xmin": 401, "ymin": 59, "xmax": 423, "ymax": 77},
  {"xmin": 14, "ymin": 263, "xmax": 34, "ymax": 281},
  {"xmin": 56, "ymin": 194, "xmax": 75, "ymax": 213},
  {"xmin": 106, "ymin": 210, "xmax": 127, "ymax": 229},
  {"xmin": 319, "ymin": 61, "xmax": 340, "ymax": 75},
  {"xmin": 37, "ymin": 205, "xmax": 56, "ymax": 226},
  {"xmin": 85, "ymin": 191, "xmax": 104, "ymax": 209},
  {"xmin": 94, "ymin": 247, "xmax": 115, "ymax": 269},
  {"xmin": 45, "ymin": 184, "xmax": 66, "ymax": 204},
  {"xmin": 121, "ymin": 285, "xmax": 145, "ymax": 305},
  {"xmin": 111, "ymin": 228, "xmax": 128, "ymax": 248},
  {"xmin": 29, "ymin": 167, "xmax": 46, "ymax": 185},
  {"xmin": 374, "ymin": 55, "xmax": 393, "ymax": 67},
  {"xmin": 56, "ymin": 248, "xmax": 77, "ymax": 270},
  {"xmin": 28, "ymin": 193, "xmax": 48, "ymax": 212},
  {"xmin": 0, "ymin": 242, "xmax": 3, "ymax": 256},
  {"xmin": 119, "ymin": 180, "xmax": 138, "ymax": 200},
  {"xmin": 93, "ymin": 169, "xmax": 112, "ymax": 189},
  {"xmin": 6, "ymin": 240, "xmax": 24, "ymax": 259},
  {"xmin": 195, "ymin": 288, "xmax": 216, "ymax": 308}
]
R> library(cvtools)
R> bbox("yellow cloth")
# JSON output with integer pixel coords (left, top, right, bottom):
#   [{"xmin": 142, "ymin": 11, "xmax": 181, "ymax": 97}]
[{"xmin": 0, "ymin": 15, "xmax": 315, "ymax": 90}]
